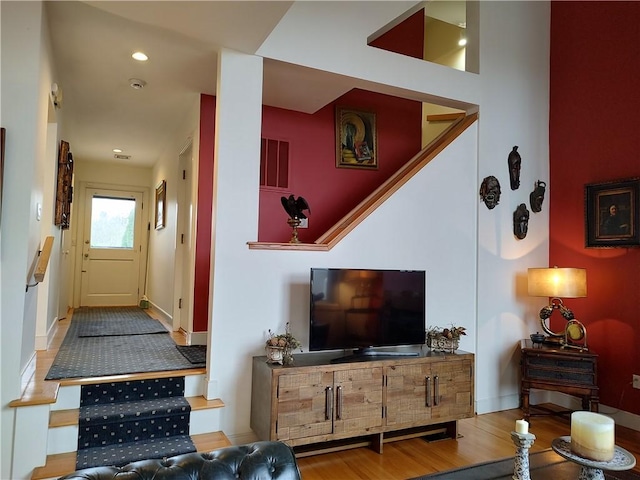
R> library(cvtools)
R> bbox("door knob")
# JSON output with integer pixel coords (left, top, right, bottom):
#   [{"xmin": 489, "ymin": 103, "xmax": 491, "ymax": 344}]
[{"xmin": 84, "ymin": 253, "xmax": 89, "ymax": 258}]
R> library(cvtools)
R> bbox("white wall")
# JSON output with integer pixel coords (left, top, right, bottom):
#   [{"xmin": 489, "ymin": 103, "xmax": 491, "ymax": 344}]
[
  {"xmin": 0, "ymin": 2, "xmax": 61, "ymax": 477},
  {"xmin": 209, "ymin": 1, "xmax": 550, "ymax": 442},
  {"xmin": 149, "ymin": 96, "xmax": 201, "ymax": 321}
]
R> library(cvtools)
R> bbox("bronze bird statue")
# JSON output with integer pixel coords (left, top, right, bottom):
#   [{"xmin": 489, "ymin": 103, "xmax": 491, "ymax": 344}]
[{"xmin": 281, "ymin": 195, "xmax": 311, "ymax": 219}]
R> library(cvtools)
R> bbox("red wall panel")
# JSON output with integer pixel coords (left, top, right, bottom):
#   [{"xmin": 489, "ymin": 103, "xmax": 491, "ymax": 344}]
[
  {"xmin": 193, "ymin": 94, "xmax": 215, "ymax": 332},
  {"xmin": 259, "ymin": 89, "xmax": 422, "ymax": 243},
  {"xmin": 369, "ymin": 8, "xmax": 425, "ymax": 60},
  {"xmin": 550, "ymin": 1, "xmax": 640, "ymax": 414}
]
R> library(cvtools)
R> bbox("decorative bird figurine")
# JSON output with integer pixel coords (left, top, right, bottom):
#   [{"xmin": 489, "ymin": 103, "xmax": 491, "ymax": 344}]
[{"xmin": 281, "ymin": 195, "xmax": 311, "ymax": 219}]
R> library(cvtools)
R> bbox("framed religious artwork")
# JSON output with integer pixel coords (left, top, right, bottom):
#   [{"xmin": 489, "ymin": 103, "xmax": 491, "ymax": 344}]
[
  {"xmin": 585, "ymin": 178, "xmax": 640, "ymax": 248},
  {"xmin": 155, "ymin": 180, "xmax": 166, "ymax": 230},
  {"xmin": 335, "ymin": 107, "xmax": 377, "ymax": 169}
]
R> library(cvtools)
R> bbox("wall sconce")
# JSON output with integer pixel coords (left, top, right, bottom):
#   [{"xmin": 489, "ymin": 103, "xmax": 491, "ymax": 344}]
[{"xmin": 527, "ymin": 266, "xmax": 588, "ymax": 350}]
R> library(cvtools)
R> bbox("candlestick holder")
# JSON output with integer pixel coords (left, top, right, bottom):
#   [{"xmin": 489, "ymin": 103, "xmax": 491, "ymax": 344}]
[
  {"xmin": 287, "ymin": 217, "xmax": 301, "ymax": 244},
  {"xmin": 551, "ymin": 436, "xmax": 636, "ymax": 480},
  {"xmin": 511, "ymin": 431, "xmax": 536, "ymax": 480}
]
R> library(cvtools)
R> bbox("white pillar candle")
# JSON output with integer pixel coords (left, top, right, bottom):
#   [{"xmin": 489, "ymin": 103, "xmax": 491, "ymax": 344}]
[
  {"xmin": 515, "ymin": 419, "xmax": 529, "ymax": 434},
  {"xmin": 571, "ymin": 411, "xmax": 615, "ymax": 462}
]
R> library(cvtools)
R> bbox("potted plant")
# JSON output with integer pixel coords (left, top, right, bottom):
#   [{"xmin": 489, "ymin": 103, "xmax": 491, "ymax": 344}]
[
  {"xmin": 265, "ymin": 322, "xmax": 302, "ymax": 365},
  {"xmin": 426, "ymin": 324, "xmax": 466, "ymax": 352}
]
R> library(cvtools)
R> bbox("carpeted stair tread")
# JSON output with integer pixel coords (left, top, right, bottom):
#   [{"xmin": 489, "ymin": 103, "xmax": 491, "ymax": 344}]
[
  {"xmin": 75, "ymin": 435, "xmax": 197, "ymax": 470},
  {"xmin": 79, "ymin": 396, "xmax": 191, "ymax": 426},
  {"xmin": 76, "ymin": 376, "xmax": 195, "ymax": 470},
  {"xmin": 80, "ymin": 377, "xmax": 185, "ymax": 406}
]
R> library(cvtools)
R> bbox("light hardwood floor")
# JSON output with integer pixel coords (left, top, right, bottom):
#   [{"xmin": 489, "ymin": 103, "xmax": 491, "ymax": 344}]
[
  {"xmin": 296, "ymin": 407, "xmax": 640, "ymax": 479},
  {"xmin": 16, "ymin": 309, "xmax": 640, "ymax": 479}
]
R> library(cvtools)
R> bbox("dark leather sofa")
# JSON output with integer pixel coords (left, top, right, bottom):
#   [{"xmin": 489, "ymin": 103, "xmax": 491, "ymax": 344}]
[{"xmin": 58, "ymin": 441, "xmax": 301, "ymax": 480}]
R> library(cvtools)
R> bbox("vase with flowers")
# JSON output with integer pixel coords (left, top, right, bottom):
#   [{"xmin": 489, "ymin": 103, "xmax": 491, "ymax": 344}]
[{"xmin": 265, "ymin": 322, "xmax": 302, "ymax": 365}]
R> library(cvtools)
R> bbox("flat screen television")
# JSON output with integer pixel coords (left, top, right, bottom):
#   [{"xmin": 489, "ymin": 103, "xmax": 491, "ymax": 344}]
[{"xmin": 309, "ymin": 268, "xmax": 425, "ymax": 361}]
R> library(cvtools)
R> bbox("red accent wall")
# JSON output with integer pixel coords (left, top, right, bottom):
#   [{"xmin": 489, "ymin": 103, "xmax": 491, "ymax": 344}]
[
  {"xmin": 193, "ymin": 94, "xmax": 215, "ymax": 332},
  {"xmin": 259, "ymin": 89, "xmax": 422, "ymax": 243},
  {"xmin": 369, "ymin": 8, "xmax": 425, "ymax": 60},
  {"xmin": 550, "ymin": 2, "xmax": 640, "ymax": 415}
]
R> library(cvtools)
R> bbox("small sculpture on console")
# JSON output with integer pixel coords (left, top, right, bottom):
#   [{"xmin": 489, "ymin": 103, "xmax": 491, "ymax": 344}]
[{"xmin": 280, "ymin": 194, "xmax": 311, "ymax": 244}]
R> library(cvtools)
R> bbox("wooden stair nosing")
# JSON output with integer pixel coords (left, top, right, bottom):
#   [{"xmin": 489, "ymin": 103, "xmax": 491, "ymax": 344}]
[
  {"xmin": 31, "ymin": 431, "xmax": 232, "ymax": 480},
  {"xmin": 49, "ymin": 397, "xmax": 225, "ymax": 428}
]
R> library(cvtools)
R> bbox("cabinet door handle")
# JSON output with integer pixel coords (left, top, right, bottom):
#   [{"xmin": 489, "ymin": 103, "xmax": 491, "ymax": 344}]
[
  {"xmin": 426, "ymin": 376, "xmax": 432, "ymax": 407},
  {"xmin": 434, "ymin": 375, "xmax": 440, "ymax": 405},
  {"xmin": 325, "ymin": 386, "xmax": 333, "ymax": 420},
  {"xmin": 336, "ymin": 385, "xmax": 343, "ymax": 420}
]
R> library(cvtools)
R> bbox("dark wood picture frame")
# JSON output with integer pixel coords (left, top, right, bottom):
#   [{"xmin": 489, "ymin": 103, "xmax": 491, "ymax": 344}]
[
  {"xmin": 155, "ymin": 180, "xmax": 166, "ymax": 230},
  {"xmin": 585, "ymin": 177, "xmax": 640, "ymax": 248},
  {"xmin": 54, "ymin": 140, "xmax": 73, "ymax": 229},
  {"xmin": 335, "ymin": 107, "xmax": 377, "ymax": 169}
]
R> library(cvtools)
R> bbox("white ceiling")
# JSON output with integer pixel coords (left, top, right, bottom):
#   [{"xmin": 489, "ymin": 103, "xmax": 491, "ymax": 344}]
[{"xmin": 45, "ymin": 1, "xmax": 465, "ymax": 167}]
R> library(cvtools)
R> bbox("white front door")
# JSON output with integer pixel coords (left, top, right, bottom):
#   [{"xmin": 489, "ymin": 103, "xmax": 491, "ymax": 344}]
[{"xmin": 80, "ymin": 188, "xmax": 143, "ymax": 306}]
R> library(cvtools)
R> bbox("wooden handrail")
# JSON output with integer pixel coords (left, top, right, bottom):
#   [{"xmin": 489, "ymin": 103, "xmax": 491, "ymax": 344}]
[
  {"xmin": 248, "ymin": 112, "xmax": 478, "ymax": 251},
  {"xmin": 34, "ymin": 236, "xmax": 54, "ymax": 282},
  {"xmin": 315, "ymin": 112, "xmax": 478, "ymax": 248}
]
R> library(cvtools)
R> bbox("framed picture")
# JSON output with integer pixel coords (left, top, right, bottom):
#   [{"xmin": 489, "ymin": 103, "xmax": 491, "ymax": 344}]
[
  {"xmin": 585, "ymin": 178, "xmax": 640, "ymax": 248},
  {"xmin": 155, "ymin": 180, "xmax": 166, "ymax": 230},
  {"xmin": 335, "ymin": 107, "xmax": 377, "ymax": 169}
]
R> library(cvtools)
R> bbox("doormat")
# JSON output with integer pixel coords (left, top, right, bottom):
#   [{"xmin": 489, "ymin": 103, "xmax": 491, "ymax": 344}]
[
  {"xmin": 46, "ymin": 320, "xmax": 202, "ymax": 380},
  {"xmin": 74, "ymin": 306, "xmax": 168, "ymax": 337},
  {"xmin": 176, "ymin": 345, "xmax": 207, "ymax": 364}
]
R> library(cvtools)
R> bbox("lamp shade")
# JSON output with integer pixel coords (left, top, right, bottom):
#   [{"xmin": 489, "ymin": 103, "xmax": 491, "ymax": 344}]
[{"xmin": 528, "ymin": 267, "xmax": 587, "ymax": 298}]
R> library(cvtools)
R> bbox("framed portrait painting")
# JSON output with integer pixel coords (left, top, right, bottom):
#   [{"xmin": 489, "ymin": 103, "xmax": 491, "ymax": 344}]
[
  {"xmin": 585, "ymin": 178, "xmax": 640, "ymax": 248},
  {"xmin": 335, "ymin": 107, "xmax": 377, "ymax": 169},
  {"xmin": 155, "ymin": 180, "xmax": 166, "ymax": 230}
]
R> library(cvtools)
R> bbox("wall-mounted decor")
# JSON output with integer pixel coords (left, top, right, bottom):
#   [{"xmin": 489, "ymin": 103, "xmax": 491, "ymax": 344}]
[
  {"xmin": 507, "ymin": 146, "xmax": 521, "ymax": 190},
  {"xmin": 513, "ymin": 203, "xmax": 530, "ymax": 239},
  {"xmin": 54, "ymin": 140, "xmax": 73, "ymax": 229},
  {"xmin": 335, "ymin": 107, "xmax": 377, "ymax": 169},
  {"xmin": 155, "ymin": 180, "xmax": 166, "ymax": 230},
  {"xmin": 529, "ymin": 180, "xmax": 547, "ymax": 213},
  {"xmin": 585, "ymin": 178, "xmax": 640, "ymax": 248},
  {"xmin": 479, "ymin": 175, "xmax": 501, "ymax": 209},
  {"xmin": 0, "ymin": 127, "xmax": 5, "ymax": 226}
]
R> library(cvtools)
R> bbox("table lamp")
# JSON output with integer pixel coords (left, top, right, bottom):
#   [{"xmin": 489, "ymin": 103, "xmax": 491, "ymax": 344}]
[{"xmin": 527, "ymin": 266, "xmax": 588, "ymax": 350}]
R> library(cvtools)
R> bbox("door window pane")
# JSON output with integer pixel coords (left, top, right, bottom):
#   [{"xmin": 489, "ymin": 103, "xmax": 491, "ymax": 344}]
[{"xmin": 90, "ymin": 196, "xmax": 135, "ymax": 248}]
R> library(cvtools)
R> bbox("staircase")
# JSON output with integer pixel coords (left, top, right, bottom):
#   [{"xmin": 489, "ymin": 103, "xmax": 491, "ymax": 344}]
[
  {"xmin": 76, "ymin": 377, "xmax": 195, "ymax": 469},
  {"xmin": 29, "ymin": 372, "xmax": 229, "ymax": 480}
]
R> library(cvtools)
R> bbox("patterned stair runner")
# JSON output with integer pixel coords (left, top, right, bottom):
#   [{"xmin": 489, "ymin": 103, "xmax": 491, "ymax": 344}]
[{"xmin": 76, "ymin": 377, "xmax": 196, "ymax": 470}]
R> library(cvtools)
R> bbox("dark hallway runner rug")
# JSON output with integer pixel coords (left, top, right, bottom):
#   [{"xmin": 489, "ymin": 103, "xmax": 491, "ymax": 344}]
[
  {"xmin": 74, "ymin": 306, "xmax": 168, "ymax": 337},
  {"xmin": 411, "ymin": 449, "xmax": 640, "ymax": 480},
  {"xmin": 45, "ymin": 310, "xmax": 205, "ymax": 380}
]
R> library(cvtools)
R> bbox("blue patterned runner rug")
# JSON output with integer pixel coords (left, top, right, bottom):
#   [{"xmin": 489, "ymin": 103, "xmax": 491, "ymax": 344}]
[{"xmin": 76, "ymin": 377, "xmax": 196, "ymax": 470}]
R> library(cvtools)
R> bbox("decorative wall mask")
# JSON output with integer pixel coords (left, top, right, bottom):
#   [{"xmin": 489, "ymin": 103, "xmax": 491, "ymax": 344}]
[
  {"xmin": 513, "ymin": 203, "xmax": 530, "ymax": 239},
  {"xmin": 529, "ymin": 180, "xmax": 547, "ymax": 213},
  {"xmin": 507, "ymin": 146, "xmax": 521, "ymax": 190},
  {"xmin": 479, "ymin": 175, "xmax": 501, "ymax": 210}
]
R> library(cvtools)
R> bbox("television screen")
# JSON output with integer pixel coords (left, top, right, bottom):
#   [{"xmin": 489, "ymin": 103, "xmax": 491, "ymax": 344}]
[{"xmin": 309, "ymin": 268, "xmax": 425, "ymax": 353}]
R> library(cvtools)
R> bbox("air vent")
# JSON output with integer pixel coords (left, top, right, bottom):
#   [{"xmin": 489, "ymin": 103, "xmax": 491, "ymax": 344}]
[{"xmin": 114, "ymin": 154, "xmax": 131, "ymax": 160}]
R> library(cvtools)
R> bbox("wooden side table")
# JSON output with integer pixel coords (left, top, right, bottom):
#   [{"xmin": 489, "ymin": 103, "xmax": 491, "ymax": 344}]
[{"xmin": 520, "ymin": 339, "xmax": 599, "ymax": 421}]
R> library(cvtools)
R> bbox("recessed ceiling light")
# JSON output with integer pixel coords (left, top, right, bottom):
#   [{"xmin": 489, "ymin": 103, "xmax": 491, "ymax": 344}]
[
  {"xmin": 132, "ymin": 51, "xmax": 148, "ymax": 61},
  {"xmin": 129, "ymin": 78, "xmax": 147, "ymax": 89},
  {"xmin": 113, "ymin": 148, "xmax": 123, "ymax": 153}
]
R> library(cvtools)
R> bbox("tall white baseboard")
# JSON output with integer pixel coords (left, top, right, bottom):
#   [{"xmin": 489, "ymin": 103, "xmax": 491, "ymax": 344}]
[{"xmin": 550, "ymin": 392, "xmax": 640, "ymax": 432}]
